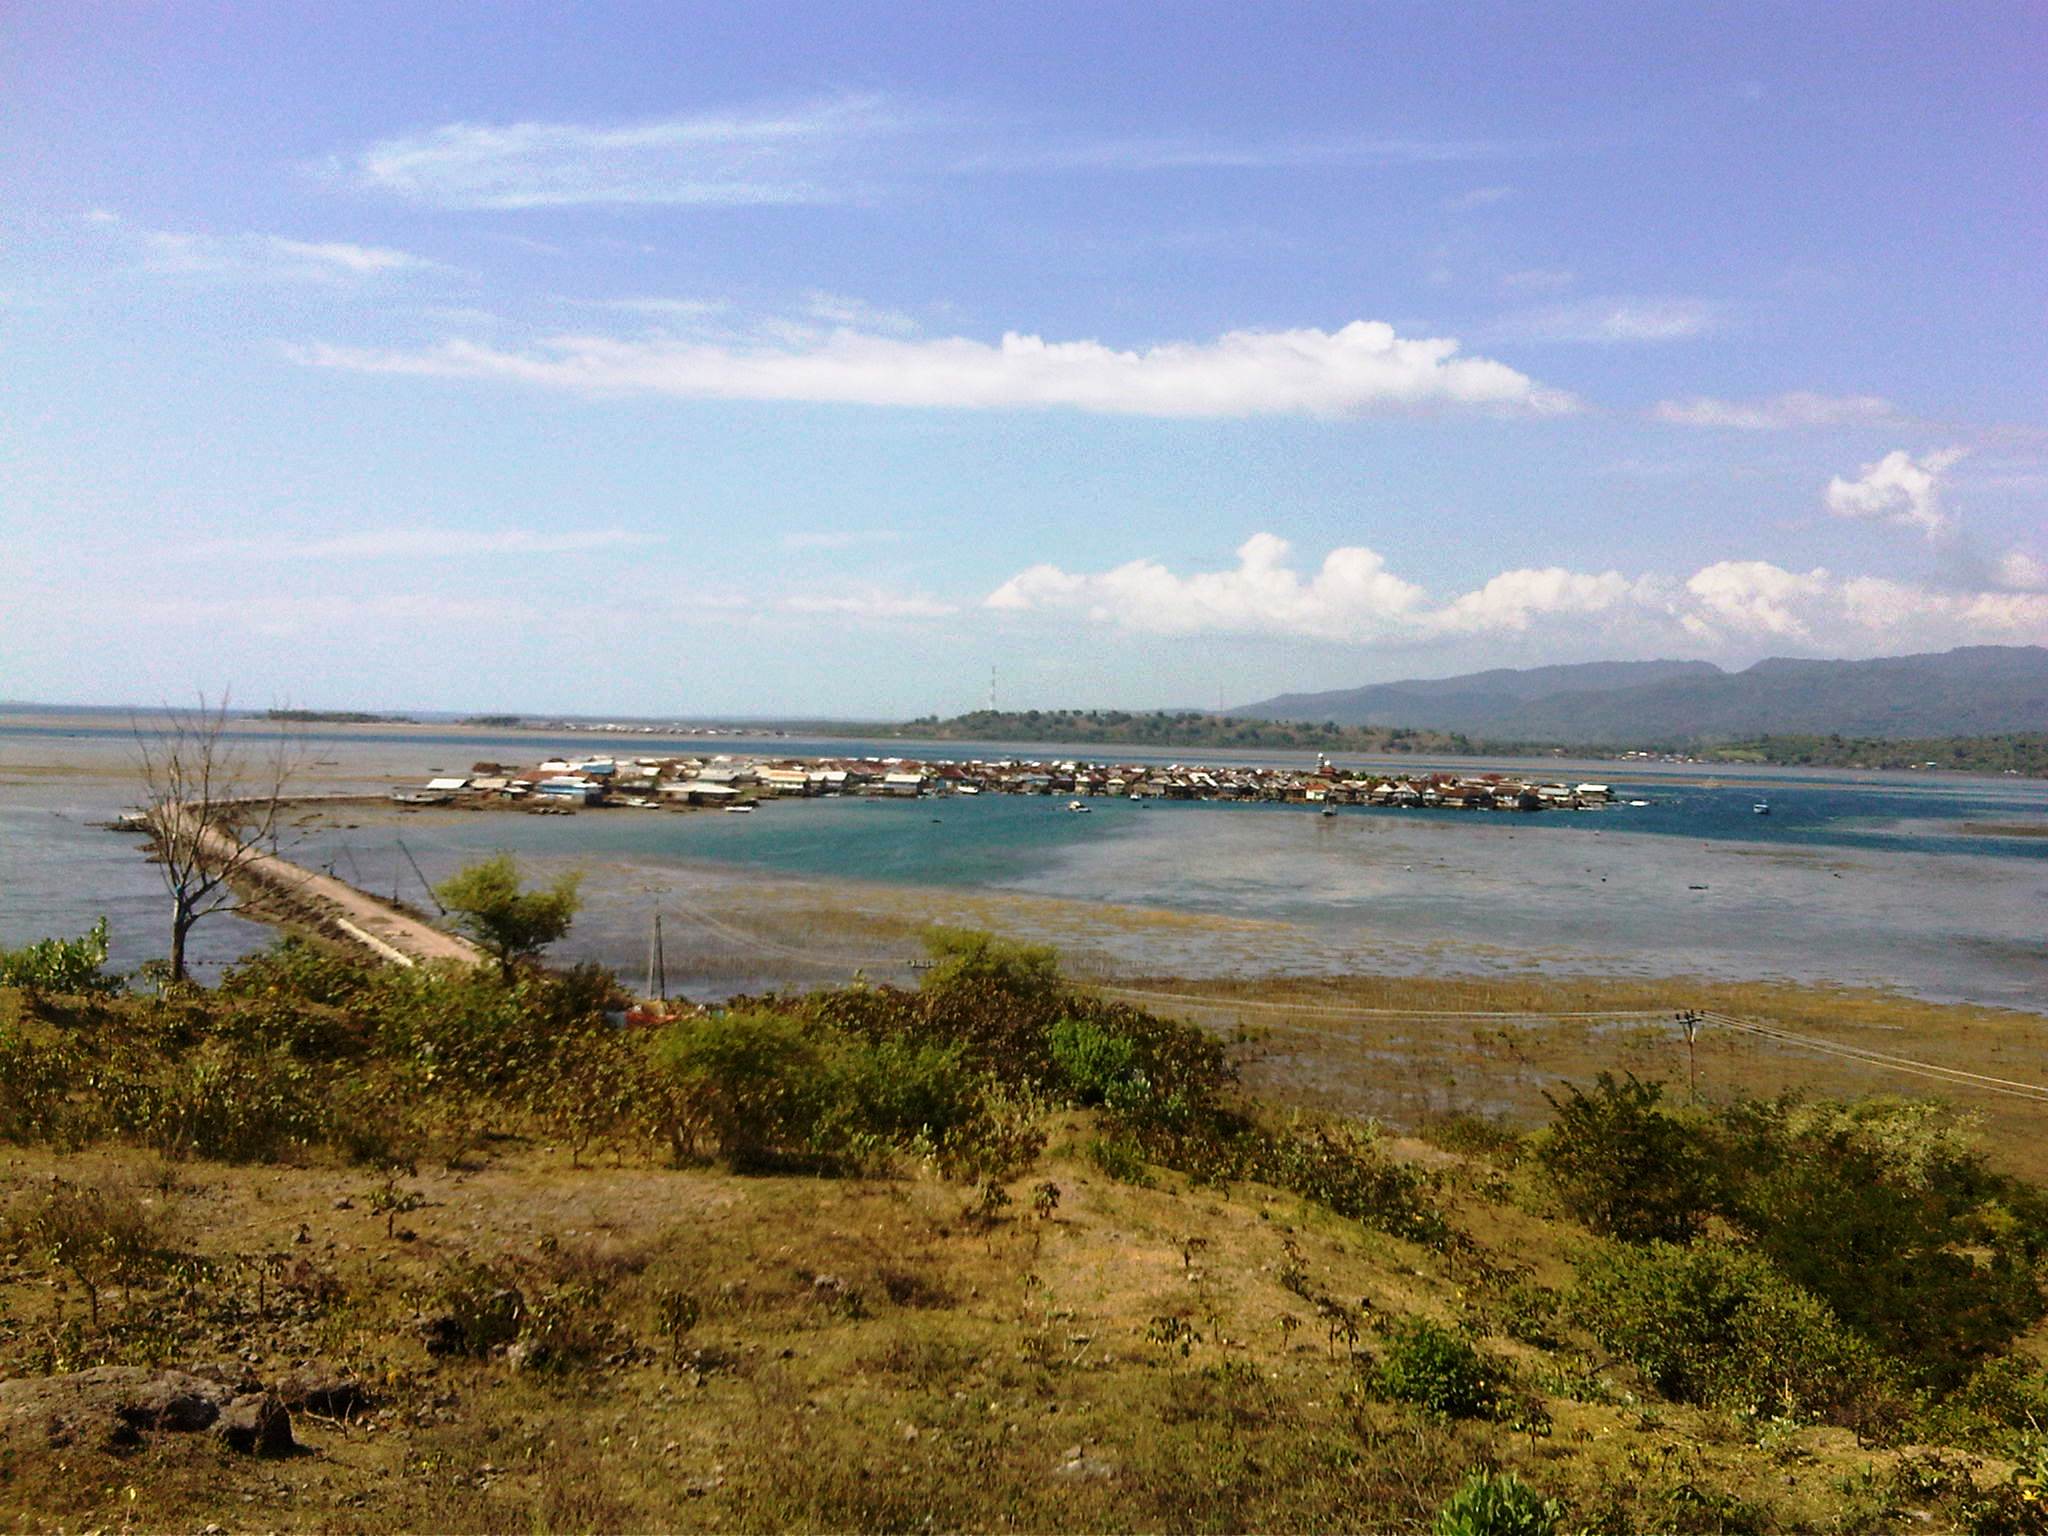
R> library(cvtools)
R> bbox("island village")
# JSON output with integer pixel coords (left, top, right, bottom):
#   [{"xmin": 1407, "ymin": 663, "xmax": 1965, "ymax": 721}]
[{"xmin": 392, "ymin": 752, "xmax": 1622, "ymax": 813}]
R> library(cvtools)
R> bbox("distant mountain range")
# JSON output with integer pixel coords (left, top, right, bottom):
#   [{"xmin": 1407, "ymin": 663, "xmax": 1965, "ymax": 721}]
[{"xmin": 1234, "ymin": 645, "xmax": 2048, "ymax": 744}]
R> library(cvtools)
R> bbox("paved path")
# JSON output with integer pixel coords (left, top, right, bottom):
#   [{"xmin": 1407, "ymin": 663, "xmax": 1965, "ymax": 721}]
[{"xmin": 174, "ymin": 807, "xmax": 483, "ymax": 967}]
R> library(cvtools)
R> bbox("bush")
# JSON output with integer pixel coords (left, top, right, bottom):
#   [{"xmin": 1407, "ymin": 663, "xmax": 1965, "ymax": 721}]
[
  {"xmin": 4, "ymin": 1180, "xmax": 169, "ymax": 1329},
  {"xmin": 1375, "ymin": 1318, "xmax": 1501, "ymax": 1420},
  {"xmin": 1713, "ymin": 1096, "xmax": 2048, "ymax": 1389},
  {"xmin": 651, "ymin": 1009, "xmax": 830, "ymax": 1170},
  {"xmin": 1048, "ymin": 1016, "xmax": 1145, "ymax": 1107},
  {"xmin": 1536, "ymin": 1073, "xmax": 1713, "ymax": 1244},
  {"xmin": 1434, "ymin": 1469, "xmax": 1563, "ymax": 1536},
  {"xmin": 1569, "ymin": 1239, "xmax": 1890, "ymax": 1424},
  {"xmin": 918, "ymin": 928, "xmax": 1063, "ymax": 1007},
  {"xmin": 217, "ymin": 937, "xmax": 370, "ymax": 1009},
  {"xmin": 0, "ymin": 918, "xmax": 120, "ymax": 996},
  {"xmin": 1250, "ymin": 1116, "xmax": 1448, "ymax": 1246}
]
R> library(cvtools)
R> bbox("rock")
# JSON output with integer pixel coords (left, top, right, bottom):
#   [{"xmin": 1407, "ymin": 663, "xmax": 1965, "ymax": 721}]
[
  {"xmin": 416, "ymin": 1312, "xmax": 468, "ymax": 1357},
  {"xmin": 0, "ymin": 1367, "xmax": 235, "ymax": 1451},
  {"xmin": 1051, "ymin": 1444, "xmax": 1117, "ymax": 1481},
  {"xmin": 275, "ymin": 1364, "xmax": 372, "ymax": 1419},
  {"xmin": 214, "ymin": 1392, "xmax": 296, "ymax": 1457}
]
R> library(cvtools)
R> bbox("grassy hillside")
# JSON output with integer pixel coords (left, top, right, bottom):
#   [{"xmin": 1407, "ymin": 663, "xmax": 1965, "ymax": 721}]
[{"xmin": 3, "ymin": 929, "xmax": 2048, "ymax": 1532}]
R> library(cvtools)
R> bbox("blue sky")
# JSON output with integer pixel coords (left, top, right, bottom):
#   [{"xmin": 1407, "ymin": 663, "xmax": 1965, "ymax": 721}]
[{"xmin": 3, "ymin": 2, "xmax": 2044, "ymax": 716}]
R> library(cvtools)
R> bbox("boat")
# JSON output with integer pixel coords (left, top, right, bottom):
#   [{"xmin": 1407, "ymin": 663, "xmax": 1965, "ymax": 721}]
[
  {"xmin": 1752, "ymin": 801, "xmax": 1770, "ymax": 815},
  {"xmin": 725, "ymin": 803, "xmax": 755, "ymax": 814},
  {"xmin": 1320, "ymin": 805, "xmax": 1338, "ymax": 817},
  {"xmin": 1627, "ymin": 799, "xmax": 1649, "ymax": 807},
  {"xmin": 1066, "ymin": 799, "xmax": 1091, "ymax": 813}
]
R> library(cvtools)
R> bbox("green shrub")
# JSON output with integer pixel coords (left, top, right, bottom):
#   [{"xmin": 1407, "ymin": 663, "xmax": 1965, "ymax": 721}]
[
  {"xmin": 1086, "ymin": 1130, "xmax": 1155, "ymax": 1186},
  {"xmin": 651, "ymin": 1009, "xmax": 830, "ymax": 1170},
  {"xmin": 129, "ymin": 1043, "xmax": 327, "ymax": 1162},
  {"xmin": 217, "ymin": 937, "xmax": 371, "ymax": 1009},
  {"xmin": 1048, "ymin": 1016, "xmax": 1144, "ymax": 1107},
  {"xmin": 1536, "ymin": 1073, "xmax": 1713, "ymax": 1244},
  {"xmin": 1375, "ymin": 1318, "xmax": 1501, "ymax": 1420},
  {"xmin": 1569, "ymin": 1239, "xmax": 1890, "ymax": 1424},
  {"xmin": 1251, "ymin": 1116, "xmax": 1448, "ymax": 1246},
  {"xmin": 0, "ymin": 1024, "xmax": 92, "ymax": 1145},
  {"xmin": 3, "ymin": 1179, "xmax": 169, "ymax": 1329},
  {"xmin": 1712, "ymin": 1096, "xmax": 2048, "ymax": 1389},
  {"xmin": 1433, "ymin": 1469, "xmax": 1563, "ymax": 1536},
  {"xmin": 918, "ymin": 927, "xmax": 1063, "ymax": 1007},
  {"xmin": 0, "ymin": 918, "xmax": 119, "ymax": 996}
]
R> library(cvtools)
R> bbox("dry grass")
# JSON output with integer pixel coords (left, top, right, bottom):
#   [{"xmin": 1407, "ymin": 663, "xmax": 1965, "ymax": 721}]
[{"xmin": 0, "ymin": 1129, "xmax": 1992, "ymax": 1534}]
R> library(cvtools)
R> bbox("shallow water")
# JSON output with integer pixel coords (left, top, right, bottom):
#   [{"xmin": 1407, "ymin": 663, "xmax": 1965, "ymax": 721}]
[{"xmin": 2, "ymin": 717, "xmax": 2044, "ymax": 1007}]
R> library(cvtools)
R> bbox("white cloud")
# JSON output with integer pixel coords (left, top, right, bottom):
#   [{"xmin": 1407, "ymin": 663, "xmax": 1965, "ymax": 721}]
[
  {"xmin": 136, "ymin": 228, "xmax": 436, "ymax": 283},
  {"xmin": 1824, "ymin": 447, "xmax": 1967, "ymax": 538},
  {"xmin": 342, "ymin": 95, "xmax": 907, "ymax": 209},
  {"xmin": 988, "ymin": 534, "xmax": 1430, "ymax": 641},
  {"xmin": 983, "ymin": 535, "xmax": 2048, "ymax": 653},
  {"xmin": 1494, "ymin": 297, "xmax": 1719, "ymax": 343},
  {"xmin": 1655, "ymin": 391, "xmax": 1902, "ymax": 431},
  {"xmin": 1681, "ymin": 561, "xmax": 1834, "ymax": 638},
  {"xmin": 181, "ymin": 528, "xmax": 657, "ymax": 561},
  {"xmin": 1436, "ymin": 567, "xmax": 1654, "ymax": 633},
  {"xmin": 1996, "ymin": 551, "xmax": 2048, "ymax": 592},
  {"xmin": 293, "ymin": 319, "xmax": 1577, "ymax": 419},
  {"xmin": 336, "ymin": 94, "xmax": 1533, "ymax": 210}
]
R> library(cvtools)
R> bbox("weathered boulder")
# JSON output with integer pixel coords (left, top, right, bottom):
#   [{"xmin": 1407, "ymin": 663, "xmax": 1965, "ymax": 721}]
[
  {"xmin": 275, "ymin": 1363, "xmax": 372, "ymax": 1418},
  {"xmin": 214, "ymin": 1392, "xmax": 296, "ymax": 1457},
  {"xmin": 0, "ymin": 1367, "xmax": 234, "ymax": 1451}
]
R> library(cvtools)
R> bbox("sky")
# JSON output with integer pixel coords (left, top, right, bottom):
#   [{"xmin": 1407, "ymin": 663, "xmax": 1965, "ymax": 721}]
[{"xmin": 2, "ymin": 2, "xmax": 2044, "ymax": 718}]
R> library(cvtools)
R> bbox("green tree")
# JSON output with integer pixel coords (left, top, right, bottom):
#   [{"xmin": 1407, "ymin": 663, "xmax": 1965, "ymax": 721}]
[
  {"xmin": 1536, "ymin": 1073, "xmax": 1714, "ymax": 1244},
  {"xmin": 434, "ymin": 854, "xmax": 582, "ymax": 977}
]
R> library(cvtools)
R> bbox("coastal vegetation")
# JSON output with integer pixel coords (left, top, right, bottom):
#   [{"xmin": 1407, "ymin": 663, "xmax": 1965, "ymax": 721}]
[
  {"xmin": 1699, "ymin": 732, "xmax": 2048, "ymax": 776},
  {"xmin": 880, "ymin": 708, "xmax": 2048, "ymax": 776},
  {"xmin": 4, "ymin": 914, "xmax": 2048, "ymax": 1530}
]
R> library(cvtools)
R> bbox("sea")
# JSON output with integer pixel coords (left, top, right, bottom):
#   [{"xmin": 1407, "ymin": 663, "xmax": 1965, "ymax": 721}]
[{"xmin": 2, "ymin": 714, "xmax": 2044, "ymax": 1010}]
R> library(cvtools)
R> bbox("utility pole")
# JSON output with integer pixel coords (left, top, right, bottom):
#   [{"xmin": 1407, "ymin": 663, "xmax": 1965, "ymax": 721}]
[{"xmin": 1678, "ymin": 1010, "xmax": 1703, "ymax": 1105}]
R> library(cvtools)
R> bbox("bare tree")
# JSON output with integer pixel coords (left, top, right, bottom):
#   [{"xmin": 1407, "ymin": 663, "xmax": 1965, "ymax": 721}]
[{"xmin": 132, "ymin": 692, "xmax": 300, "ymax": 983}]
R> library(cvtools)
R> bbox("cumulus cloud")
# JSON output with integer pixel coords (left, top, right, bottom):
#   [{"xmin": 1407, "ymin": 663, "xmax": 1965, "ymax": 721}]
[
  {"xmin": 987, "ymin": 534, "xmax": 1431, "ymax": 640},
  {"xmin": 983, "ymin": 534, "xmax": 2048, "ymax": 652},
  {"xmin": 1655, "ymin": 392, "xmax": 1902, "ymax": 430},
  {"xmin": 293, "ymin": 319, "xmax": 1576, "ymax": 419},
  {"xmin": 1681, "ymin": 561, "xmax": 1834, "ymax": 638},
  {"xmin": 1824, "ymin": 447, "xmax": 1967, "ymax": 538},
  {"xmin": 1436, "ymin": 567, "xmax": 1656, "ymax": 634}
]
